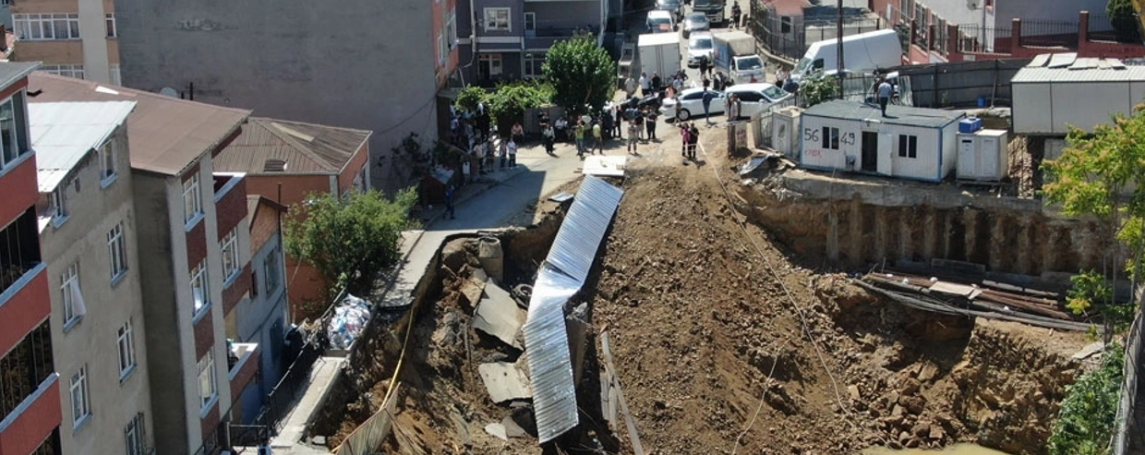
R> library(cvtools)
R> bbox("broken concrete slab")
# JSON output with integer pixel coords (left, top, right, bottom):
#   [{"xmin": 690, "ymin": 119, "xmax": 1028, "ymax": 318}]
[
  {"xmin": 485, "ymin": 423, "xmax": 509, "ymax": 442},
  {"xmin": 459, "ymin": 275, "xmax": 487, "ymax": 308},
  {"xmin": 473, "ymin": 279, "xmax": 527, "ymax": 349},
  {"xmin": 1072, "ymin": 341, "xmax": 1105, "ymax": 360},
  {"xmin": 502, "ymin": 415, "xmax": 527, "ymax": 438},
  {"xmin": 478, "ymin": 362, "xmax": 533, "ymax": 403}
]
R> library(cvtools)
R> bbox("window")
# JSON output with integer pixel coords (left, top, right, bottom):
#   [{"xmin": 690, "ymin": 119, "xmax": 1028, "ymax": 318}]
[
  {"xmin": 780, "ymin": 16, "xmax": 792, "ymax": 34},
  {"xmin": 483, "ymin": 8, "xmax": 510, "ymax": 32},
  {"xmin": 197, "ymin": 351, "xmax": 217, "ymax": 409},
  {"xmin": 899, "ymin": 0, "xmax": 911, "ymax": 22},
  {"xmin": 110, "ymin": 64, "xmax": 122, "ymax": 86},
  {"xmin": 0, "ymin": 96, "xmax": 26, "ymax": 169},
  {"xmin": 897, "ymin": 134, "xmax": 918, "ymax": 158},
  {"xmin": 182, "ymin": 173, "xmax": 202, "ymax": 224},
  {"xmin": 14, "ymin": 14, "xmax": 81, "ymax": 41},
  {"xmin": 524, "ymin": 12, "xmax": 536, "ymax": 31},
  {"xmin": 220, "ymin": 230, "xmax": 239, "ymax": 281},
  {"xmin": 437, "ymin": 33, "xmax": 446, "ymax": 65},
  {"xmin": 117, "ymin": 320, "xmax": 137, "ymax": 378},
  {"xmin": 478, "ymin": 54, "xmax": 503, "ymax": 79},
  {"xmin": 98, "ymin": 139, "xmax": 116, "ymax": 183},
  {"xmin": 40, "ymin": 64, "xmax": 85, "ymax": 80},
  {"xmin": 263, "ymin": 246, "xmax": 281, "ymax": 296},
  {"xmin": 524, "ymin": 53, "xmax": 545, "ymax": 78},
  {"xmin": 448, "ymin": 9, "xmax": 457, "ymax": 45},
  {"xmin": 108, "ymin": 222, "xmax": 127, "ymax": 280},
  {"xmin": 61, "ymin": 263, "xmax": 84, "ymax": 326},
  {"xmin": 191, "ymin": 260, "xmax": 210, "ymax": 316},
  {"xmin": 734, "ymin": 91, "xmax": 763, "ymax": 103},
  {"xmin": 124, "ymin": 413, "xmax": 146, "ymax": 455},
  {"xmin": 70, "ymin": 366, "xmax": 91, "ymax": 427},
  {"xmin": 106, "ymin": 13, "xmax": 116, "ymax": 38},
  {"xmin": 822, "ymin": 126, "xmax": 840, "ymax": 150},
  {"xmin": 50, "ymin": 186, "xmax": 67, "ymax": 222}
]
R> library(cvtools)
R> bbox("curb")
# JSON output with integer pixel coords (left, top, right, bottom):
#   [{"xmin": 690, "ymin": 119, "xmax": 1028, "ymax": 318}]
[{"xmin": 423, "ymin": 164, "xmax": 532, "ymax": 227}]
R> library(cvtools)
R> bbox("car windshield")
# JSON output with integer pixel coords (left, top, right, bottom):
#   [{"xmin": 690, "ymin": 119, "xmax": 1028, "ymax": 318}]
[
  {"xmin": 649, "ymin": 18, "xmax": 672, "ymax": 31},
  {"xmin": 794, "ymin": 57, "xmax": 811, "ymax": 74},
  {"xmin": 658, "ymin": 0, "xmax": 680, "ymax": 8},
  {"xmin": 690, "ymin": 37, "xmax": 713, "ymax": 49},
  {"xmin": 762, "ymin": 85, "xmax": 787, "ymax": 100},
  {"xmin": 687, "ymin": 13, "xmax": 707, "ymax": 22},
  {"xmin": 736, "ymin": 56, "xmax": 763, "ymax": 70},
  {"xmin": 694, "ymin": 0, "xmax": 711, "ymax": 7}
]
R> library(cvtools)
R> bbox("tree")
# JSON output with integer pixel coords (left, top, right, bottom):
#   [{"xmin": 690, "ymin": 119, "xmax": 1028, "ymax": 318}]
[
  {"xmin": 543, "ymin": 33, "xmax": 616, "ymax": 117},
  {"xmin": 798, "ymin": 74, "xmax": 839, "ymax": 108},
  {"xmin": 455, "ymin": 85, "xmax": 488, "ymax": 113},
  {"xmin": 283, "ymin": 188, "xmax": 418, "ymax": 299},
  {"xmin": 1047, "ymin": 343, "xmax": 1125, "ymax": 455},
  {"xmin": 1107, "ymin": 0, "xmax": 1141, "ymax": 43},
  {"xmin": 485, "ymin": 81, "xmax": 553, "ymax": 134}
]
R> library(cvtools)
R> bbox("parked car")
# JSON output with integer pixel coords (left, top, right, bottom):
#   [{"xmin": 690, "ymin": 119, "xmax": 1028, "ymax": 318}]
[
  {"xmin": 656, "ymin": 0, "xmax": 684, "ymax": 20},
  {"xmin": 723, "ymin": 83, "xmax": 792, "ymax": 119},
  {"xmin": 682, "ymin": 12, "xmax": 709, "ymax": 38},
  {"xmin": 660, "ymin": 87, "xmax": 725, "ymax": 121},
  {"xmin": 646, "ymin": 10, "xmax": 676, "ymax": 34},
  {"xmin": 686, "ymin": 32, "xmax": 714, "ymax": 67}
]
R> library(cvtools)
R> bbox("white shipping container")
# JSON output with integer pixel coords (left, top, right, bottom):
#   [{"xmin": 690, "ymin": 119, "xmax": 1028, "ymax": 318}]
[
  {"xmin": 1011, "ymin": 53, "xmax": 1145, "ymax": 135},
  {"xmin": 956, "ymin": 129, "xmax": 1009, "ymax": 182}
]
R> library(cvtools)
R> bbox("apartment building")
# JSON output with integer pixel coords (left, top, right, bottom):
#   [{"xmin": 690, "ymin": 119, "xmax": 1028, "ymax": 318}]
[
  {"xmin": 27, "ymin": 73, "xmax": 257, "ymax": 455},
  {"xmin": 114, "ymin": 0, "xmax": 436, "ymax": 194},
  {"xmin": 29, "ymin": 100, "xmax": 155, "ymax": 455},
  {"xmin": 456, "ymin": 0, "xmax": 610, "ymax": 84},
  {"xmin": 0, "ymin": 62, "xmax": 63, "ymax": 455},
  {"xmin": 434, "ymin": 0, "xmax": 460, "ymax": 89},
  {"xmin": 212, "ymin": 117, "xmax": 371, "ymax": 322},
  {"xmin": 9, "ymin": 0, "xmax": 119, "ymax": 84}
]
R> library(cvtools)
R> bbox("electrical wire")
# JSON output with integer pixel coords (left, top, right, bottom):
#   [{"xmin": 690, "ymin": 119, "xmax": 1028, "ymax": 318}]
[{"xmin": 730, "ymin": 337, "xmax": 791, "ymax": 455}]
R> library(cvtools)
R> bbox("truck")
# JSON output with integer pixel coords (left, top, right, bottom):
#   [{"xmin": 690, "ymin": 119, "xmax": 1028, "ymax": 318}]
[
  {"xmin": 692, "ymin": 0, "xmax": 726, "ymax": 25},
  {"xmin": 712, "ymin": 29, "xmax": 765, "ymax": 84},
  {"xmin": 788, "ymin": 29, "xmax": 902, "ymax": 84},
  {"xmin": 637, "ymin": 32, "xmax": 682, "ymax": 83}
]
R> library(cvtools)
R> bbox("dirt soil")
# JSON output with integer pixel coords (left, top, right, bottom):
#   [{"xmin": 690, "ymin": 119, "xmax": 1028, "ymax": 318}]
[{"xmin": 329, "ymin": 123, "xmax": 1095, "ymax": 455}]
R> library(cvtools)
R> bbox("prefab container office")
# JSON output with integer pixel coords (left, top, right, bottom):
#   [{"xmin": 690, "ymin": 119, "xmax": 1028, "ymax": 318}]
[
  {"xmin": 799, "ymin": 100, "xmax": 965, "ymax": 183},
  {"xmin": 1011, "ymin": 53, "xmax": 1145, "ymax": 135}
]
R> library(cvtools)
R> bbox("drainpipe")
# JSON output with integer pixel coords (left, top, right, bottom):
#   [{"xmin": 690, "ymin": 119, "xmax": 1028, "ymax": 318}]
[{"xmin": 470, "ymin": 0, "xmax": 478, "ymax": 58}]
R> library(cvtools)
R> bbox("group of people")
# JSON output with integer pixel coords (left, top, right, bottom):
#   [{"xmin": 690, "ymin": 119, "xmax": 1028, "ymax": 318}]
[
  {"xmin": 678, "ymin": 121, "xmax": 701, "ymax": 160},
  {"xmin": 571, "ymin": 101, "xmax": 662, "ymax": 156}
]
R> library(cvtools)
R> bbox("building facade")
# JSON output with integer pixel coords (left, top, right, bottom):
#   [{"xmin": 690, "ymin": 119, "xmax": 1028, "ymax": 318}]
[
  {"xmin": 30, "ymin": 101, "xmax": 156, "ymax": 455},
  {"xmin": 0, "ymin": 62, "xmax": 63, "ymax": 455},
  {"xmin": 9, "ymin": 0, "xmax": 119, "ymax": 84},
  {"xmin": 113, "ymin": 0, "xmax": 436, "ymax": 194},
  {"xmin": 27, "ymin": 73, "xmax": 258, "ymax": 455},
  {"xmin": 456, "ymin": 0, "xmax": 610, "ymax": 85},
  {"xmin": 434, "ymin": 0, "xmax": 461, "ymax": 89}
]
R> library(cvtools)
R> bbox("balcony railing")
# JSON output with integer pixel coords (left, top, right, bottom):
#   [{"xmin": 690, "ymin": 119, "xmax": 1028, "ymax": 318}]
[
  {"xmin": 0, "ymin": 321, "xmax": 54, "ymax": 422},
  {"xmin": 0, "ymin": 210, "xmax": 42, "ymax": 296}
]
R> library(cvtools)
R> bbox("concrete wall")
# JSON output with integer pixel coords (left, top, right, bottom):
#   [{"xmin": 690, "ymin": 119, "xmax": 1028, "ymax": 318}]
[
  {"xmin": 239, "ymin": 231, "xmax": 286, "ymax": 391},
  {"xmin": 113, "ymin": 0, "xmax": 438, "ymax": 195},
  {"xmin": 11, "ymin": 0, "xmax": 117, "ymax": 83},
  {"xmin": 995, "ymin": 0, "xmax": 1107, "ymax": 24},
  {"xmin": 40, "ymin": 125, "xmax": 153, "ymax": 455}
]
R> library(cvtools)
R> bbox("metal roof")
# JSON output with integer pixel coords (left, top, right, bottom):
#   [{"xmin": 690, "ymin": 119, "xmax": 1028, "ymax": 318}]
[
  {"xmin": 639, "ymin": 32, "xmax": 679, "ymax": 47},
  {"xmin": 30, "ymin": 101, "xmax": 137, "ymax": 192},
  {"xmin": 803, "ymin": 100, "xmax": 964, "ymax": 129},
  {"xmin": 0, "ymin": 62, "xmax": 40, "ymax": 91},
  {"xmin": 1011, "ymin": 52, "xmax": 1145, "ymax": 83},
  {"xmin": 213, "ymin": 117, "xmax": 371, "ymax": 175},
  {"xmin": 524, "ymin": 175, "xmax": 624, "ymax": 443},
  {"xmin": 28, "ymin": 73, "xmax": 251, "ymax": 176}
]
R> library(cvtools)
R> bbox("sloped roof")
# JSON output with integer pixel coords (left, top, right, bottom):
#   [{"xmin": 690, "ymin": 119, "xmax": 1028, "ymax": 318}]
[
  {"xmin": 27, "ymin": 73, "xmax": 251, "ymax": 176},
  {"xmin": 1012, "ymin": 52, "xmax": 1145, "ymax": 83},
  {"xmin": 804, "ymin": 100, "xmax": 964, "ymax": 129},
  {"xmin": 30, "ymin": 101, "xmax": 137, "ymax": 192},
  {"xmin": 213, "ymin": 117, "xmax": 371, "ymax": 175},
  {"xmin": 0, "ymin": 62, "xmax": 39, "ymax": 90}
]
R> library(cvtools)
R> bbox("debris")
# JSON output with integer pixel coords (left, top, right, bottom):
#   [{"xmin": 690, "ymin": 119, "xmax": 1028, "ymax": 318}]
[
  {"xmin": 472, "ymin": 279, "xmax": 526, "ymax": 349},
  {"xmin": 600, "ymin": 330, "xmax": 645, "ymax": 455},
  {"xmin": 478, "ymin": 362, "xmax": 533, "ymax": 403},
  {"xmin": 1071, "ymin": 341, "xmax": 1105, "ymax": 360},
  {"xmin": 582, "ymin": 155, "xmax": 628, "ymax": 177},
  {"xmin": 501, "ymin": 415, "xmax": 528, "ymax": 438},
  {"xmin": 549, "ymin": 191, "xmax": 575, "ymax": 203},
  {"xmin": 327, "ymin": 294, "xmax": 372, "ymax": 351},
  {"xmin": 459, "ymin": 274, "xmax": 487, "ymax": 307},
  {"xmin": 739, "ymin": 155, "xmax": 769, "ymax": 176},
  {"xmin": 566, "ymin": 303, "xmax": 591, "ymax": 384},
  {"xmin": 484, "ymin": 423, "xmax": 508, "ymax": 442}
]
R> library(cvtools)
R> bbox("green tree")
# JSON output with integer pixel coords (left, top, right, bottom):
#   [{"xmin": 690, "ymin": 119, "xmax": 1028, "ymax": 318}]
[
  {"xmin": 1107, "ymin": 0, "xmax": 1141, "ymax": 43},
  {"xmin": 283, "ymin": 188, "xmax": 418, "ymax": 299},
  {"xmin": 798, "ymin": 74, "xmax": 839, "ymax": 108},
  {"xmin": 455, "ymin": 85, "xmax": 488, "ymax": 113},
  {"xmin": 486, "ymin": 81, "xmax": 553, "ymax": 134},
  {"xmin": 1048, "ymin": 344, "xmax": 1125, "ymax": 455},
  {"xmin": 543, "ymin": 33, "xmax": 616, "ymax": 117}
]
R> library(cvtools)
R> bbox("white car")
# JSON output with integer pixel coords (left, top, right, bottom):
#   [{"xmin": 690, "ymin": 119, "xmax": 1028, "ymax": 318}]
[
  {"xmin": 660, "ymin": 87, "xmax": 725, "ymax": 121},
  {"xmin": 687, "ymin": 32, "xmax": 714, "ymax": 68},
  {"xmin": 723, "ymin": 83, "xmax": 793, "ymax": 120},
  {"xmin": 646, "ymin": 10, "xmax": 676, "ymax": 33}
]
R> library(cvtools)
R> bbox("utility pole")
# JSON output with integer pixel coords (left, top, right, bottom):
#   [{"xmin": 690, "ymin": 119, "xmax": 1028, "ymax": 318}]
[{"xmin": 836, "ymin": 0, "xmax": 844, "ymax": 99}]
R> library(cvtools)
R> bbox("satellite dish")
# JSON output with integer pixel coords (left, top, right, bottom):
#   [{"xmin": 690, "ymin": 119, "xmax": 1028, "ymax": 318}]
[{"xmin": 158, "ymin": 87, "xmax": 179, "ymax": 98}]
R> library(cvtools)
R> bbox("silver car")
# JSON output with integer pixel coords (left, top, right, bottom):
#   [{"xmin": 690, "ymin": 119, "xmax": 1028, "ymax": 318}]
[{"xmin": 682, "ymin": 12, "xmax": 709, "ymax": 38}]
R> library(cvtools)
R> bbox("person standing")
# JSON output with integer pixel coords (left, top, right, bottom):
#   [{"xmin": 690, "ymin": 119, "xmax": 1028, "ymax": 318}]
[
  {"xmin": 592, "ymin": 120, "xmax": 604, "ymax": 154},
  {"xmin": 627, "ymin": 120, "xmax": 639, "ymax": 154},
  {"xmin": 625, "ymin": 75, "xmax": 638, "ymax": 98},
  {"xmin": 575, "ymin": 120, "xmax": 587, "ymax": 156},
  {"xmin": 461, "ymin": 156, "xmax": 471, "ymax": 184},
  {"xmin": 507, "ymin": 138, "xmax": 518, "ymax": 167},
  {"xmin": 542, "ymin": 122, "xmax": 555, "ymax": 155},
  {"xmin": 701, "ymin": 89, "xmax": 716, "ymax": 125},
  {"xmin": 877, "ymin": 78, "xmax": 893, "ymax": 117},
  {"xmin": 651, "ymin": 72, "xmax": 662, "ymax": 93},
  {"xmin": 645, "ymin": 108, "xmax": 658, "ymax": 141},
  {"xmin": 728, "ymin": 94, "xmax": 741, "ymax": 121},
  {"xmin": 680, "ymin": 121, "xmax": 691, "ymax": 157},
  {"xmin": 634, "ymin": 108, "xmax": 646, "ymax": 141},
  {"xmin": 511, "ymin": 121, "xmax": 525, "ymax": 145},
  {"xmin": 445, "ymin": 185, "xmax": 456, "ymax": 220},
  {"xmin": 732, "ymin": 1, "xmax": 742, "ymax": 29},
  {"xmin": 639, "ymin": 72, "xmax": 651, "ymax": 97},
  {"xmin": 613, "ymin": 106, "xmax": 624, "ymax": 138},
  {"xmin": 687, "ymin": 123, "xmax": 700, "ymax": 159},
  {"xmin": 702, "ymin": 76, "xmax": 711, "ymax": 91}
]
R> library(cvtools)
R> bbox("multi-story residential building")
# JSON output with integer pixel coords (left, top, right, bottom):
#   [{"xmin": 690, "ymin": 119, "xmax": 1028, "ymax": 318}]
[
  {"xmin": 456, "ymin": 0, "xmax": 610, "ymax": 84},
  {"xmin": 113, "ymin": 0, "xmax": 437, "ymax": 194},
  {"xmin": 30, "ymin": 100, "xmax": 156, "ymax": 455},
  {"xmin": 9, "ymin": 0, "xmax": 119, "ymax": 84},
  {"xmin": 28, "ymin": 72, "xmax": 259, "ymax": 455},
  {"xmin": 0, "ymin": 62, "xmax": 64, "ymax": 455},
  {"xmin": 212, "ymin": 117, "xmax": 371, "ymax": 322},
  {"xmin": 435, "ymin": 0, "xmax": 461, "ymax": 89}
]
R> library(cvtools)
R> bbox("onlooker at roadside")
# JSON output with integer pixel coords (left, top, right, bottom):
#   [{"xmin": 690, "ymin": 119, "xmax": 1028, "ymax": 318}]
[
  {"xmin": 634, "ymin": 108, "xmax": 646, "ymax": 140},
  {"xmin": 575, "ymin": 120, "xmax": 587, "ymax": 156},
  {"xmin": 626, "ymin": 76, "xmax": 638, "ymax": 98},
  {"xmin": 651, "ymin": 72, "xmax": 662, "ymax": 93},
  {"xmin": 512, "ymin": 121, "xmax": 525, "ymax": 144},
  {"xmin": 688, "ymin": 123, "xmax": 700, "ymax": 159},
  {"xmin": 640, "ymin": 72, "xmax": 651, "ymax": 96},
  {"xmin": 445, "ymin": 185, "xmax": 456, "ymax": 219},
  {"xmin": 542, "ymin": 122, "xmax": 555, "ymax": 155},
  {"xmin": 592, "ymin": 120, "xmax": 604, "ymax": 154},
  {"xmin": 627, "ymin": 120, "xmax": 639, "ymax": 154},
  {"xmin": 645, "ymin": 108, "xmax": 658, "ymax": 140},
  {"xmin": 499, "ymin": 137, "xmax": 508, "ymax": 168},
  {"xmin": 507, "ymin": 138, "xmax": 518, "ymax": 167}
]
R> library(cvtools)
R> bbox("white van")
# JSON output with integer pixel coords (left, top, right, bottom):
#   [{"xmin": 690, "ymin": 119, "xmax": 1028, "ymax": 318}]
[
  {"xmin": 789, "ymin": 29, "xmax": 902, "ymax": 83},
  {"xmin": 646, "ymin": 10, "xmax": 676, "ymax": 33}
]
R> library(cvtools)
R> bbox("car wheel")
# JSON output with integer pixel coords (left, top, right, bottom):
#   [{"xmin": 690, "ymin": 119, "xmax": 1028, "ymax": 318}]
[{"xmin": 677, "ymin": 109, "xmax": 691, "ymax": 121}]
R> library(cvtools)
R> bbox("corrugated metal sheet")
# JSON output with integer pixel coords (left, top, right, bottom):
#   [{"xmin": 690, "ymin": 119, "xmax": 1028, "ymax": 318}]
[
  {"xmin": 803, "ymin": 100, "xmax": 962, "ymax": 129},
  {"xmin": 213, "ymin": 117, "xmax": 372, "ymax": 174},
  {"xmin": 30, "ymin": 101, "xmax": 137, "ymax": 192},
  {"xmin": 524, "ymin": 175, "xmax": 624, "ymax": 443},
  {"xmin": 1012, "ymin": 53, "xmax": 1145, "ymax": 83}
]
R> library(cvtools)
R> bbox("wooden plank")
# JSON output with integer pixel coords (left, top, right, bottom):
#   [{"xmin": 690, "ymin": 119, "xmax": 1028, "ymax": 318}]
[{"xmin": 600, "ymin": 330, "xmax": 645, "ymax": 455}]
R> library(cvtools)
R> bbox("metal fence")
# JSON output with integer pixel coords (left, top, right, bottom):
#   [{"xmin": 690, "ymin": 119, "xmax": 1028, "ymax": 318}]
[
  {"xmin": 1112, "ymin": 301, "xmax": 1145, "ymax": 455},
  {"xmin": 751, "ymin": 1, "xmax": 885, "ymax": 62},
  {"xmin": 334, "ymin": 382, "xmax": 402, "ymax": 455},
  {"xmin": 889, "ymin": 58, "xmax": 1028, "ymax": 108}
]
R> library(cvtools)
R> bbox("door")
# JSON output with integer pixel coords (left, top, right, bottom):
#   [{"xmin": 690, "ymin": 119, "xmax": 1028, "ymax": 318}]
[
  {"xmin": 980, "ymin": 136, "xmax": 998, "ymax": 177},
  {"xmin": 860, "ymin": 131, "xmax": 878, "ymax": 172},
  {"xmin": 959, "ymin": 137, "xmax": 976, "ymax": 178},
  {"xmin": 876, "ymin": 131, "xmax": 893, "ymax": 175}
]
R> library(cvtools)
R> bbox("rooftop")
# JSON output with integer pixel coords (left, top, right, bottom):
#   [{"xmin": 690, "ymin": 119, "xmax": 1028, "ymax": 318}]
[
  {"xmin": 0, "ymin": 62, "xmax": 40, "ymax": 91},
  {"xmin": 27, "ymin": 73, "xmax": 252, "ymax": 176},
  {"xmin": 1011, "ymin": 52, "xmax": 1145, "ymax": 83},
  {"xmin": 803, "ymin": 100, "xmax": 965, "ymax": 128},
  {"xmin": 30, "ymin": 101, "xmax": 137, "ymax": 192},
  {"xmin": 213, "ymin": 117, "xmax": 372, "ymax": 175}
]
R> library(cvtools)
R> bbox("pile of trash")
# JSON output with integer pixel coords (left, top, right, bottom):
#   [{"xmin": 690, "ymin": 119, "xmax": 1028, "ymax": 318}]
[{"xmin": 327, "ymin": 294, "xmax": 372, "ymax": 350}]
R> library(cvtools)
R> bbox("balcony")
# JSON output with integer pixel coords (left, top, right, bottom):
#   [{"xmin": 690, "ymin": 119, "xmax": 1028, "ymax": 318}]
[
  {"xmin": 0, "ymin": 156, "xmax": 38, "ymax": 236},
  {"xmin": 524, "ymin": 24, "xmax": 599, "ymax": 50},
  {"xmin": 213, "ymin": 173, "xmax": 248, "ymax": 239},
  {"xmin": 228, "ymin": 342, "xmax": 260, "ymax": 400},
  {"xmin": 0, "ymin": 210, "xmax": 47, "ymax": 356},
  {"xmin": 0, "ymin": 321, "xmax": 60, "ymax": 455}
]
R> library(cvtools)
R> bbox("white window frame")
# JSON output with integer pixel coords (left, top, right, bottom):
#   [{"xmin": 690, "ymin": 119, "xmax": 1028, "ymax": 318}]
[
  {"xmin": 106, "ymin": 13, "xmax": 117, "ymax": 38},
  {"xmin": 191, "ymin": 260, "xmax": 210, "ymax": 316},
  {"xmin": 479, "ymin": 54, "xmax": 503, "ymax": 76},
  {"xmin": 524, "ymin": 12, "xmax": 536, "ymax": 31},
  {"xmin": 897, "ymin": 134, "xmax": 918, "ymax": 159},
  {"xmin": 822, "ymin": 126, "xmax": 840, "ymax": 150},
  {"xmin": 197, "ymin": 351, "xmax": 217, "ymax": 410},
  {"xmin": 117, "ymin": 320, "xmax": 137, "ymax": 379},
  {"xmin": 108, "ymin": 222, "xmax": 128, "ymax": 281},
  {"xmin": 524, "ymin": 53, "xmax": 545, "ymax": 78},
  {"xmin": 50, "ymin": 185, "xmax": 68, "ymax": 223},
  {"xmin": 70, "ymin": 366, "xmax": 91, "ymax": 428},
  {"xmin": 39, "ymin": 64, "xmax": 85, "ymax": 80},
  {"xmin": 98, "ymin": 138, "xmax": 117, "ymax": 185},
  {"xmin": 61, "ymin": 263, "xmax": 81, "ymax": 326},
  {"xmin": 13, "ymin": 13, "xmax": 81, "ymax": 41},
  {"xmin": 448, "ymin": 9, "xmax": 457, "ymax": 46},
  {"xmin": 220, "ymin": 230, "xmax": 240, "ymax": 282},
  {"xmin": 483, "ymin": 7, "xmax": 511, "ymax": 32},
  {"xmin": 182, "ymin": 173, "xmax": 202, "ymax": 225},
  {"xmin": 437, "ymin": 33, "xmax": 447, "ymax": 66},
  {"xmin": 0, "ymin": 95, "xmax": 27, "ymax": 170},
  {"xmin": 109, "ymin": 64, "xmax": 122, "ymax": 86},
  {"xmin": 124, "ymin": 413, "xmax": 146, "ymax": 455}
]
